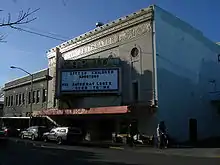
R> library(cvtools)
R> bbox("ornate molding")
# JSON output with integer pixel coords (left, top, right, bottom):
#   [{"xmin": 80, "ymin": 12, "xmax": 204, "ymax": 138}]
[
  {"xmin": 48, "ymin": 57, "xmax": 56, "ymax": 67},
  {"xmin": 62, "ymin": 22, "xmax": 151, "ymax": 60},
  {"xmin": 47, "ymin": 6, "xmax": 153, "ymax": 54}
]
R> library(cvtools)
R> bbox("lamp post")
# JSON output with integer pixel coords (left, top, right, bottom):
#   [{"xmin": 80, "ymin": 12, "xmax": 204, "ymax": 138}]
[{"xmin": 10, "ymin": 66, "xmax": 33, "ymax": 127}]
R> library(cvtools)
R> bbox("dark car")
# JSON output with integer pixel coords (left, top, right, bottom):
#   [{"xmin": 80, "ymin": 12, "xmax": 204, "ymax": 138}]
[
  {"xmin": 0, "ymin": 127, "xmax": 6, "ymax": 137},
  {"xmin": 20, "ymin": 126, "xmax": 49, "ymax": 141},
  {"xmin": 0, "ymin": 127, "xmax": 21, "ymax": 137}
]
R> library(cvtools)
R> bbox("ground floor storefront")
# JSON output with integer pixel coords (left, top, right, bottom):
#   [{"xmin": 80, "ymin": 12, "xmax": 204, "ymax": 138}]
[{"xmin": 34, "ymin": 105, "xmax": 155, "ymax": 142}]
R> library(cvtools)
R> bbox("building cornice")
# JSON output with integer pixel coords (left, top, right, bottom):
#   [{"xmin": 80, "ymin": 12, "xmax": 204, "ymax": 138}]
[
  {"xmin": 4, "ymin": 68, "xmax": 48, "ymax": 85},
  {"xmin": 47, "ymin": 6, "xmax": 153, "ymax": 59},
  {"xmin": 4, "ymin": 77, "xmax": 48, "ymax": 91}
]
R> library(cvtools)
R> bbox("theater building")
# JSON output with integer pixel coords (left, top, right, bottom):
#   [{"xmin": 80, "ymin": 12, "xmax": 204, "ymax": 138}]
[{"xmin": 5, "ymin": 5, "xmax": 220, "ymax": 142}]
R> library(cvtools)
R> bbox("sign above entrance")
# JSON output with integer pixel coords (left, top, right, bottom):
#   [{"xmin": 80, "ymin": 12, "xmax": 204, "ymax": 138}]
[
  {"xmin": 34, "ymin": 106, "xmax": 129, "ymax": 116},
  {"xmin": 62, "ymin": 57, "xmax": 120, "ymax": 69},
  {"xmin": 60, "ymin": 68, "xmax": 119, "ymax": 93}
]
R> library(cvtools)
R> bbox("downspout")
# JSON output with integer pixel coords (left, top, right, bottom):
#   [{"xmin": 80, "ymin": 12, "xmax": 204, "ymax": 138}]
[
  {"xmin": 46, "ymin": 68, "xmax": 49, "ymax": 110},
  {"xmin": 151, "ymin": 5, "xmax": 158, "ymax": 107}
]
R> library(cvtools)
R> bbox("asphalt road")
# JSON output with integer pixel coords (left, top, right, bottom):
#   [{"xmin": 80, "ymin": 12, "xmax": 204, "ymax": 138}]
[{"xmin": 1, "ymin": 138, "xmax": 220, "ymax": 165}]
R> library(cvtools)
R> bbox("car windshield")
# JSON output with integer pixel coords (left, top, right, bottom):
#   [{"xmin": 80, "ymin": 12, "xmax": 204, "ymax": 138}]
[{"xmin": 68, "ymin": 128, "xmax": 81, "ymax": 134}]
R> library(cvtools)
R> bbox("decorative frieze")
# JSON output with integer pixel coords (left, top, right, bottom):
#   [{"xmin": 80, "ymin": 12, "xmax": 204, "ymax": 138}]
[{"xmin": 62, "ymin": 22, "xmax": 151, "ymax": 60}]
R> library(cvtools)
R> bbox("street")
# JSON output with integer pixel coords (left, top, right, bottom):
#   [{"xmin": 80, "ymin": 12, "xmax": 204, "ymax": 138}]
[{"xmin": 0, "ymin": 138, "xmax": 220, "ymax": 165}]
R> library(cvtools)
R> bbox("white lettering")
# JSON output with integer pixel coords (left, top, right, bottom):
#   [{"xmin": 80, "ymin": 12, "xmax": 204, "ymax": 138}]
[
  {"xmin": 61, "ymin": 69, "xmax": 119, "ymax": 92},
  {"xmin": 62, "ymin": 22, "xmax": 151, "ymax": 60}
]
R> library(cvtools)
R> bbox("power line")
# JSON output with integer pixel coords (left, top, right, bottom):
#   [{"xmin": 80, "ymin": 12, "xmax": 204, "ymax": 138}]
[
  {"xmin": 20, "ymin": 25, "xmax": 70, "ymax": 40},
  {"xmin": 18, "ymin": 28, "xmax": 67, "ymax": 42}
]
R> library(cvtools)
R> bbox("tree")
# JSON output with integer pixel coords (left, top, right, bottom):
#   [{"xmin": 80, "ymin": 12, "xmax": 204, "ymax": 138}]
[{"xmin": 0, "ymin": 8, "xmax": 39, "ymax": 42}]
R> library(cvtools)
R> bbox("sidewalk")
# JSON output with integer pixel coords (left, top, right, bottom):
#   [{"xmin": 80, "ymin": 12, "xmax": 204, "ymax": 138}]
[{"xmin": 132, "ymin": 147, "xmax": 220, "ymax": 158}]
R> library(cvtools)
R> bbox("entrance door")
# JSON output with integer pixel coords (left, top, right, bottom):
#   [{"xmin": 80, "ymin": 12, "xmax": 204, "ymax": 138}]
[
  {"xmin": 189, "ymin": 118, "xmax": 197, "ymax": 143},
  {"xmin": 98, "ymin": 119, "xmax": 115, "ymax": 141}
]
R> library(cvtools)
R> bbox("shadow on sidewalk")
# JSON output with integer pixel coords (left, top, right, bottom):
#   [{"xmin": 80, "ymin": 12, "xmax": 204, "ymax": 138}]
[
  {"xmin": 170, "ymin": 137, "xmax": 220, "ymax": 149},
  {"xmin": 0, "ymin": 138, "xmax": 139, "ymax": 165}
]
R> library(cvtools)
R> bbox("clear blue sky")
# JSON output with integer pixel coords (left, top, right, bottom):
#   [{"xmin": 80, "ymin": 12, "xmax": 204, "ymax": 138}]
[{"xmin": 0, "ymin": 0, "xmax": 219, "ymax": 86}]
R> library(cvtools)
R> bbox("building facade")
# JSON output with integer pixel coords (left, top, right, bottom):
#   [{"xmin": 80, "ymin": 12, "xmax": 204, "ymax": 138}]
[
  {"xmin": 43, "ymin": 5, "xmax": 220, "ymax": 142},
  {"xmin": 3, "ymin": 69, "xmax": 49, "ymax": 117},
  {"xmin": 4, "ymin": 5, "xmax": 220, "ymax": 142}
]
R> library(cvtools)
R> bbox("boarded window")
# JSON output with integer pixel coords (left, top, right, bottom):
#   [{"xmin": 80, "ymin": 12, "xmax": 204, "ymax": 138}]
[
  {"xmin": 28, "ymin": 92, "xmax": 31, "ymax": 104},
  {"xmin": 33, "ymin": 91, "xmax": 36, "ymax": 103},
  {"xmin": 22, "ymin": 93, "xmax": 25, "ymax": 105},
  {"xmin": 19, "ymin": 94, "xmax": 22, "ymax": 105},
  {"xmin": 10, "ymin": 95, "xmax": 13, "ymax": 106},
  {"xmin": 5, "ymin": 97, "xmax": 8, "ymax": 106},
  {"xmin": 15, "ymin": 94, "xmax": 18, "ymax": 105},
  {"xmin": 36, "ymin": 90, "xmax": 40, "ymax": 103},
  {"xmin": 42, "ymin": 89, "xmax": 47, "ymax": 102}
]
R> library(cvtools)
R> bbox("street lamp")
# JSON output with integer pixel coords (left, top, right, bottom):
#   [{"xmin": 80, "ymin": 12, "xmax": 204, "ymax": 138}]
[{"xmin": 10, "ymin": 66, "xmax": 33, "ymax": 127}]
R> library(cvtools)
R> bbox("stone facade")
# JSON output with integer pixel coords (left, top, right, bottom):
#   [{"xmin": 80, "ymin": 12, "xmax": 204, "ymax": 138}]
[
  {"xmin": 46, "ymin": 6, "xmax": 157, "ymax": 112},
  {"xmin": 3, "ymin": 69, "xmax": 49, "ymax": 117}
]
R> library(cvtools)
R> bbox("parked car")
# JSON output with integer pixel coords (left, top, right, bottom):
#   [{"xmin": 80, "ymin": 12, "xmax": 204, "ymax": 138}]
[
  {"xmin": 0, "ymin": 126, "xmax": 21, "ymax": 137},
  {"xmin": 4, "ymin": 127, "xmax": 21, "ymax": 137},
  {"xmin": 42, "ymin": 127, "xmax": 83, "ymax": 144},
  {"xmin": 20, "ymin": 126, "xmax": 49, "ymax": 141},
  {"xmin": 0, "ymin": 127, "xmax": 6, "ymax": 137}
]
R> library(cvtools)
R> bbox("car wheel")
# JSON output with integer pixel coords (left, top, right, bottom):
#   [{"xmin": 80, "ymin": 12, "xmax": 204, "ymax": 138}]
[
  {"xmin": 43, "ymin": 136, "xmax": 48, "ymax": 142},
  {"xmin": 21, "ymin": 134, "xmax": 24, "ymax": 139},
  {"xmin": 31, "ymin": 135, "xmax": 35, "ymax": 141},
  {"xmin": 57, "ymin": 137, "xmax": 62, "ymax": 145}
]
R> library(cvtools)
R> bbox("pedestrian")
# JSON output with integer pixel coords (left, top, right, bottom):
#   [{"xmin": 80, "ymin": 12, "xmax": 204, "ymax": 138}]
[
  {"xmin": 157, "ymin": 121, "xmax": 168, "ymax": 148},
  {"xmin": 129, "ymin": 123, "xmax": 135, "ymax": 147},
  {"xmin": 156, "ymin": 124, "xmax": 161, "ymax": 148}
]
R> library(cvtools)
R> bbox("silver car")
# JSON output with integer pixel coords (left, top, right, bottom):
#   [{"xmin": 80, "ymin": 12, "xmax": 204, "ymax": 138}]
[
  {"xmin": 42, "ymin": 127, "xmax": 83, "ymax": 144},
  {"xmin": 20, "ymin": 126, "xmax": 49, "ymax": 141}
]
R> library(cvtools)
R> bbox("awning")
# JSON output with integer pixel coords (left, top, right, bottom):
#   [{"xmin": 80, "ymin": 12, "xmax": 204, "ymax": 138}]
[
  {"xmin": 0, "ymin": 117, "xmax": 30, "ymax": 119},
  {"xmin": 34, "ymin": 106, "xmax": 129, "ymax": 116}
]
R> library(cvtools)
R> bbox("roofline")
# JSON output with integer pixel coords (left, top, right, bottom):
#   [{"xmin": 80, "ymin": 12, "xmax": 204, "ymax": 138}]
[
  {"xmin": 5, "ymin": 68, "xmax": 48, "ymax": 85},
  {"xmin": 0, "ymin": 117, "xmax": 30, "ymax": 119},
  {"xmin": 47, "ymin": 5, "xmax": 154, "ymax": 53}
]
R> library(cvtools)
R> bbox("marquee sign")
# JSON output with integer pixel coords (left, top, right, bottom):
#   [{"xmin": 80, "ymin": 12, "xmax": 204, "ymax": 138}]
[
  {"xmin": 60, "ymin": 68, "xmax": 119, "ymax": 93},
  {"xmin": 62, "ymin": 57, "xmax": 120, "ymax": 69},
  {"xmin": 34, "ymin": 106, "xmax": 128, "ymax": 116}
]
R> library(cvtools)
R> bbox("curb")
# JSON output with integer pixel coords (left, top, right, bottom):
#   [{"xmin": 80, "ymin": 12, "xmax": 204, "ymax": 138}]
[
  {"xmin": 109, "ymin": 146, "xmax": 125, "ymax": 150},
  {"xmin": 9, "ymin": 138, "xmax": 126, "ymax": 150}
]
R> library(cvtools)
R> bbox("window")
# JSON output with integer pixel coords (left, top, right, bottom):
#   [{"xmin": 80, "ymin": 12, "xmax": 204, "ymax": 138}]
[
  {"xmin": 8, "ymin": 96, "xmax": 11, "ymax": 107},
  {"xmin": 10, "ymin": 95, "xmax": 13, "ymax": 106},
  {"xmin": 36, "ymin": 90, "xmax": 40, "ymax": 103},
  {"xmin": 22, "ymin": 93, "xmax": 25, "ymax": 105},
  {"xmin": 28, "ymin": 92, "xmax": 31, "ymax": 104},
  {"xmin": 42, "ymin": 89, "xmax": 47, "ymax": 102},
  {"xmin": 15, "ymin": 94, "xmax": 18, "ymax": 106},
  {"xmin": 19, "ymin": 94, "xmax": 22, "ymax": 105},
  {"xmin": 69, "ymin": 128, "xmax": 81, "ymax": 134},
  {"xmin": 5, "ymin": 97, "xmax": 8, "ymax": 106},
  {"xmin": 53, "ymin": 97, "xmax": 56, "ymax": 107},
  {"xmin": 33, "ymin": 91, "xmax": 36, "ymax": 103},
  {"xmin": 131, "ymin": 47, "xmax": 139, "ymax": 58},
  {"xmin": 58, "ymin": 129, "xmax": 66, "ymax": 133},
  {"xmin": 208, "ymin": 80, "xmax": 216, "ymax": 93},
  {"xmin": 132, "ymin": 81, "xmax": 139, "ymax": 102}
]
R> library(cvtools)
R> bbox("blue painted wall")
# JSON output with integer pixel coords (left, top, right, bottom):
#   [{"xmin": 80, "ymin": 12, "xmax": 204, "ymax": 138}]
[{"xmin": 154, "ymin": 5, "xmax": 220, "ymax": 142}]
